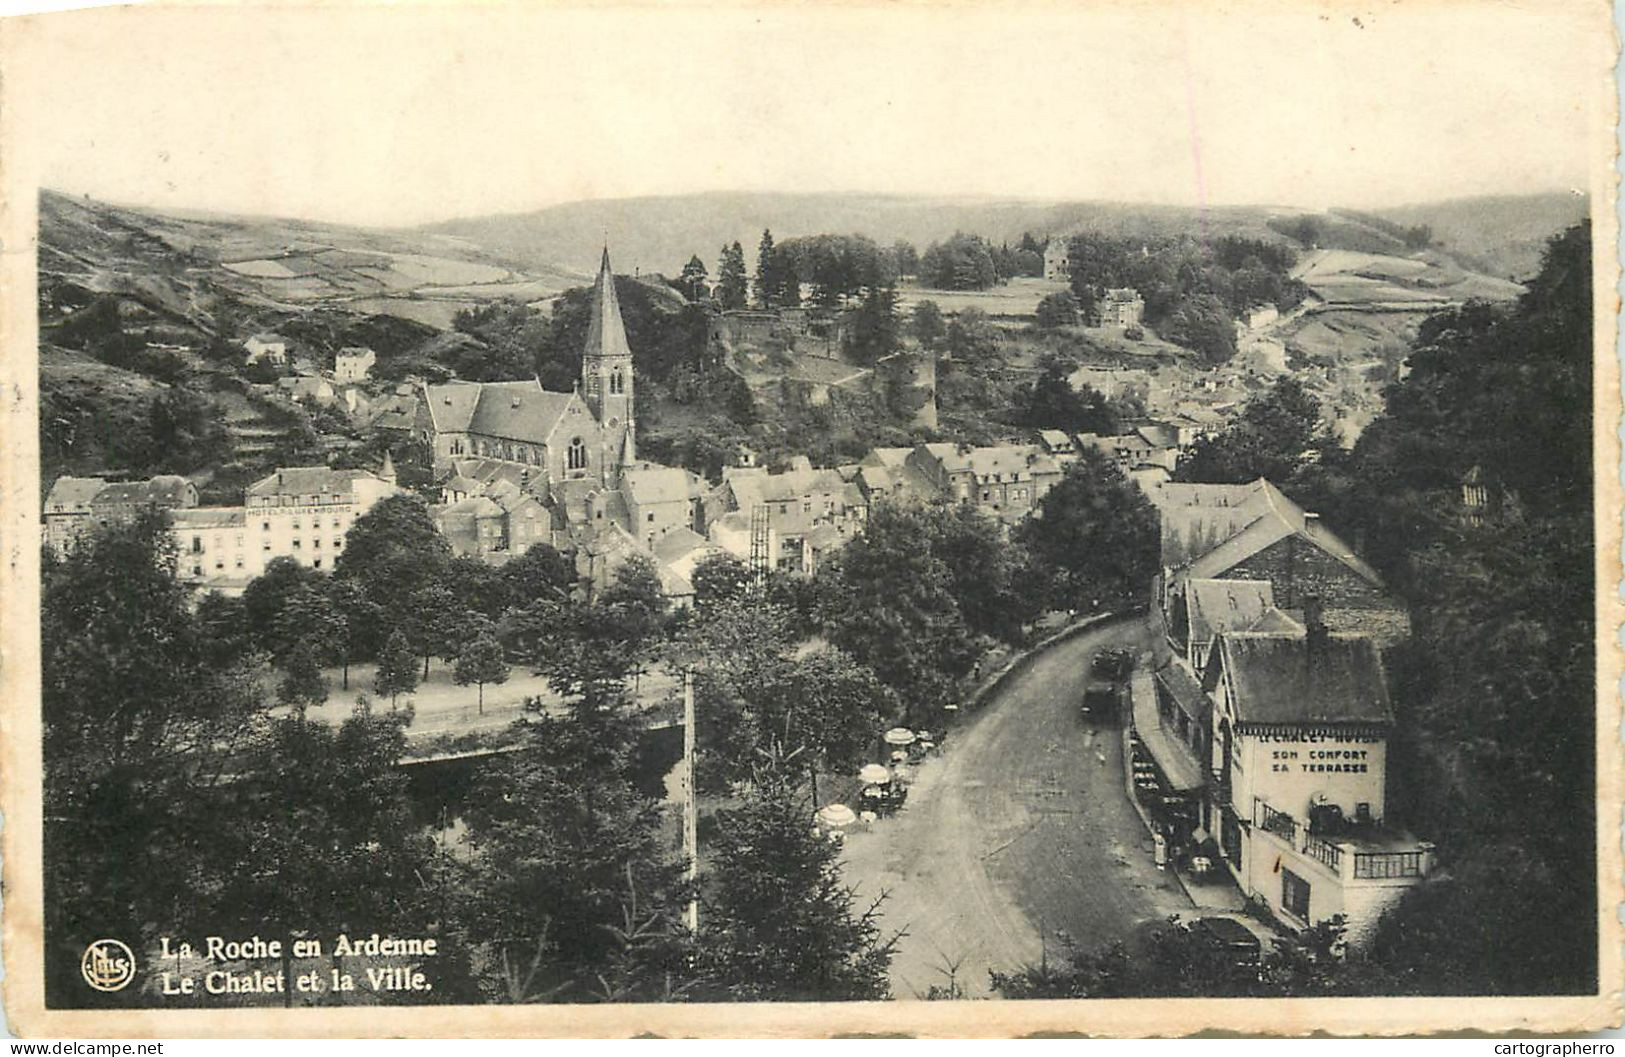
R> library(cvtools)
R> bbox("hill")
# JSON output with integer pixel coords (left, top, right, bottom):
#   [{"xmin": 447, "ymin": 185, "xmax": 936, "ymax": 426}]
[
  {"xmin": 1375, "ymin": 192, "xmax": 1589, "ymax": 282},
  {"xmin": 425, "ymin": 192, "xmax": 1296, "ymax": 276}
]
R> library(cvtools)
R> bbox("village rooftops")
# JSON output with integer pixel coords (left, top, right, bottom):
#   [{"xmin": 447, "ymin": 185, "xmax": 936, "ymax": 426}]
[
  {"xmin": 1210, "ymin": 631, "xmax": 1392, "ymax": 728},
  {"xmin": 170, "ymin": 507, "xmax": 247, "ymax": 529},
  {"xmin": 45, "ymin": 476, "xmax": 111, "ymax": 510}
]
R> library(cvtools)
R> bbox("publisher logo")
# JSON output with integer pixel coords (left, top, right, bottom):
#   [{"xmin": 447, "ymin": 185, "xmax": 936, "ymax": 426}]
[{"xmin": 81, "ymin": 939, "xmax": 135, "ymax": 992}]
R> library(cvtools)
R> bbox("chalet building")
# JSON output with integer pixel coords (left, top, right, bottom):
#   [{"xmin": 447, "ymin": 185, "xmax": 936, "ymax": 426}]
[
  {"xmin": 43, "ymin": 474, "xmax": 198, "ymax": 556},
  {"xmin": 1152, "ymin": 479, "xmax": 1409, "ymax": 649},
  {"xmin": 1200, "ymin": 608, "xmax": 1433, "ymax": 944},
  {"xmin": 1043, "ymin": 238, "xmax": 1071, "ymax": 281},
  {"xmin": 416, "ymin": 248, "xmax": 637, "ymax": 488}
]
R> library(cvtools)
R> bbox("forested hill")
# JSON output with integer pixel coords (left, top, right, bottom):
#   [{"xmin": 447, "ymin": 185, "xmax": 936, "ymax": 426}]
[{"xmin": 423, "ymin": 189, "xmax": 1587, "ymax": 280}]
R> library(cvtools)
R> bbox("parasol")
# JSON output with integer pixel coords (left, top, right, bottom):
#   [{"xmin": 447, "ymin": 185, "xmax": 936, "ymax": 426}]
[
  {"xmin": 816, "ymin": 803, "xmax": 858, "ymax": 828},
  {"xmin": 883, "ymin": 727, "xmax": 916, "ymax": 746},
  {"xmin": 859, "ymin": 763, "xmax": 892, "ymax": 785}
]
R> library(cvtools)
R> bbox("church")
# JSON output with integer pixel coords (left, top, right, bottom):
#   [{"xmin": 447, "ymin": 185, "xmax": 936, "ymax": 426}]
[{"xmin": 415, "ymin": 248, "xmax": 637, "ymax": 492}]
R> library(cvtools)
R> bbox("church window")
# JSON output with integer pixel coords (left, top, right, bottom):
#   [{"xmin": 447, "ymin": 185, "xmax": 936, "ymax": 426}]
[
  {"xmin": 567, "ymin": 437, "xmax": 588, "ymax": 471},
  {"xmin": 610, "ymin": 368, "xmax": 625, "ymax": 395}
]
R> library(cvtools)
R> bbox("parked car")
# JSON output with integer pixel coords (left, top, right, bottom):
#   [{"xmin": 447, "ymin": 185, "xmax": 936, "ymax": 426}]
[
  {"xmin": 1081, "ymin": 680, "xmax": 1118, "ymax": 719},
  {"xmin": 1091, "ymin": 647, "xmax": 1134, "ymax": 681}
]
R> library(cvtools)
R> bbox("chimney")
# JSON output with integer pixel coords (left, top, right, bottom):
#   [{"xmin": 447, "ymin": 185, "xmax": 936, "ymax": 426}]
[{"xmin": 1303, "ymin": 594, "xmax": 1327, "ymax": 655}]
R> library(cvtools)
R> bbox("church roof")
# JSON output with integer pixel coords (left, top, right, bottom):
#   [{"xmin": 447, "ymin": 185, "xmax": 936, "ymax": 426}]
[
  {"xmin": 584, "ymin": 248, "xmax": 633, "ymax": 363},
  {"xmin": 424, "ymin": 380, "xmax": 580, "ymax": 446}
]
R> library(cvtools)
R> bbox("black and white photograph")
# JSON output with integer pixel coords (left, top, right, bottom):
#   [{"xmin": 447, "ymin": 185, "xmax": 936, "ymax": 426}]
[{"xmin": 0, "ymin": 0, "xmax": 1617, "ymax": 1038}]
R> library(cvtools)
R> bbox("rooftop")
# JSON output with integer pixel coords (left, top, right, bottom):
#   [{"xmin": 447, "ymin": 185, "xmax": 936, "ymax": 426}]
[{"xmin": 1215, "ymin": 631, "xmax": 1392, "ymax": 727}]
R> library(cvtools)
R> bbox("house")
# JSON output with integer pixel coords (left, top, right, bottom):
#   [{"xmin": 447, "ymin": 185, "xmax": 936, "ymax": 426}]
[
  {"xmin": 1151, "ymin": 478, "xmax": 1409, "ymax": 649},
  {"xmin": 706, "ymin": 464, "xmax": 868, "ymax": 574},
  {"xmin": 907, "ymin": 442, "xmax": 1062, "ymax": 521},
  {"xmin": 171, "ymin": 507, "xmax": 253, "ymax": 589},
  {"xmin": 1035, "ymin": 429, "xmax": 1079, "ymax": 464},
  {"xmin": 621, "ymin": 466, "xmax": 706, "ymax": 548},
  {"xmin": 1043, "ymin": 238, "xmax": 1071, "ymax": 281},
  {"xmin": 436, "ymin": 496, "xmax": 509, "ymax": 558},
  {"xmin": 42, "ymin": 476, "xmax": 111, "ymax": 555},
  {"xmin": 652, "ymin": 527, "xmax": 725, "ymax": 609},
  {"xmin": 1099, "ymin": 288, "xmax": 1145, "ymax": 327},
  {"xmin": 1199, "ymin": 607, "xmax": 1433, "ymax": 945},
  {"xmin": 277, "ymin": 375, "xmax": 338, "ymax": 406},
  {"xmin": 43, "ymin": 474, "xmax": 200, "ymax": 556},
  {"xmin": 334, "ymin": 346, "xmax": 377, "ymax": 383},
  {"xmin": 242, "ymin": 462, "xmax": 400, "ymax": 576},
  {"xmin": 1176, "ymin": 578, "xmax": 1276, "ymax": 672},
  {"xmin": 243, "ymin": 332, "xmax": 289, "ymax": 366},
  {"xmin": 416, "ymin": 249, "xmax": 637, "ymax": 487}
]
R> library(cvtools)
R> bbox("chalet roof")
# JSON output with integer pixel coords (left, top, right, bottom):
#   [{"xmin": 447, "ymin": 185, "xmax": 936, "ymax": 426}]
[
  {"xmin": 45, "ymin": 476, "xmax": 109, "ymax": 510},
  {"xmin": 1186, "ymin": 578, "xmax": 1275, "ymax": 645},
  {"xmin": 1216, "ymin": 632, "xmax": 1392, "ymax": 727},
  {"xmin": 246, "ymin": 466, "xmax": 379, "ymax": 498},
  {"xmin": 91, "ymin": 475, "xmax": 195, "ymax": 508},
  {"xmin": 584, "ymin": 248, "xmax": 633, "ymax": 363},
  {"xmin": 1185, "ymin": 483, "xmax": 1381, "ymax": 585}
]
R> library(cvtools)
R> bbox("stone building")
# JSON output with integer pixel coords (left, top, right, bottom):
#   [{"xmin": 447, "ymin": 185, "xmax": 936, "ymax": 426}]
[
  {"xmin": 1044, "ymin": 237, "xmax": 1071, "ymax": 281},
  {"xmin": 416, "ymin": 248, "xmax": 637, "ymax": 489},
  {"xmin": 43, "ymin": 474, "xmax": 198, "ymax": 556}
]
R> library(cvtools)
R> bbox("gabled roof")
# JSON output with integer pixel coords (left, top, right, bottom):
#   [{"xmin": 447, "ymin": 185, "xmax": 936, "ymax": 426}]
[
  {"xmin": 583, "ymin": 248, "xmax": 633, "ymax": 363},
  {"xmin": 653, "ymin": 526, "xmax": 712, "ymax": 564},
  {"xmin": 442, "ymin": 496, "xmax": 504, "ymax": 519},
  {"xmin": 622, "ymin": 466, "xmax": 700, "ymax": 507},
  {"xmin": 246, "ymin": 466, "xmax": 380, "ymax": 498},
  {"xmin": 861, "ymin": 446, "xmax": 913, "ymax": 470},
  {"xmin": 422, "ymin": 382, "xmax": 483, "ymax": 433},
  {"xmin": 467, "ymin": 381, "xmax": 578, "ymax": 446},
  {"xmin": 1185, "ymin": 482, "xmax": 1381, "ymax": 586},
  {"xmin": 45, "ymin": 476, "xmax": 109, "ymax": 509},
  {"xmin": 1246, "ymin": 606, "xmax": 1306, "ymax": 636},
  {"xmin": 1186, "ymin": 578, "xmax": 1275, "ymax": 645},
  {"xmin": 1215, "ymin": 632, "xmax": 1392, "ymax": 726},
  {"xmin": 91, "ymin": 475, "xmax": 195, "ymax": 507}
]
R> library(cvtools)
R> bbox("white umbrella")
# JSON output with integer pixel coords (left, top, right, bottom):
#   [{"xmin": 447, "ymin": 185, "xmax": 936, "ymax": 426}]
[
  {"xmin": 883, "ymin": 727, "xmax": 917, "ymax": 746},
  {"xmin": 859, "ymin": 764, "xmax": 892, "ymax": 785},
  {"xmin": 890, "ymin": 749, "xmax": 908, "ymax": 764},
  {"xmin": 816, "ymin": 803, "xmax": 858, "ymax": 828}
]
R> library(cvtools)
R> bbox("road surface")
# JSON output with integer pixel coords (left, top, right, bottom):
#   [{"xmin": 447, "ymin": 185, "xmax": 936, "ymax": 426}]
[{"xmin": 838, "ymin": 616, "xmax": 1190, "ymax": 999}]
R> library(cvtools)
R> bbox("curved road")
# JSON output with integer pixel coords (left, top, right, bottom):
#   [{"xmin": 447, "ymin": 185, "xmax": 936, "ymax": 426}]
[{"xmin": 838, "ymin": 616, "xmax": 1189, "ymax": 999}]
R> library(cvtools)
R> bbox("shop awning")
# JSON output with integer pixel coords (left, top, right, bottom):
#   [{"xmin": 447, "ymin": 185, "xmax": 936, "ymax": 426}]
[{"xmin": 1131, "ymin": 673, "xmax": 1207, "ymax": 793}]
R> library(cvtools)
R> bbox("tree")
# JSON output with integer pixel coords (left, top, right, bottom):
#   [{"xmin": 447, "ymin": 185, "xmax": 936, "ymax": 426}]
[
  {"xmin": 242, "ymin": 556, "xmax": 325, "ymax": 659},
  {"xmin": 1175, "ymin": 376, "xmax": 1327, "ymax": 485},
  {"xmin": 690, "ymin": 551, "xmax": 751, "ymax": 610},
  {"xmin": 891, "ymin": 239, "xmax": 919, "ymax": 278},
  {"xmin": 1157, "ymin": 293, "xmax": 1237, "ymax": 364},
  {"xmin": 844, "ymin": 283, "xmax": 900, "ymax": 365},
  {"xmin": 276, "ymin": 638, "xmax": 330, "ymax": 717},
  {"xmin": 454, "ymin": 623, "xmax": 510, "ymax": 715},
  {"xmin": 455, "ymin": 709, "xmax": 689, "ymax": 1002},
  {"xmin": 374, "ymin": 628, "xmax": 419, "ymax": 708},
  {"xmin": 755, "ymin": 229, "xmax": 778, "ymax": 309},
  {"xmin": 1014, "ymin": 361, "xmax": 1117, "ymax": 436},
  {"xmin": 1015, "ymin": 451, "xmax": 1159, "ymax": 611},
  {"xmin": 911, "ymin": 300, "xmax": 946, "ymax": 350},
  {"xmin": 1034, "ymin": 290, "xmax": 1080, "ymax": 329},
  {"xmin": 695, "ymin": 762, "xmax": 896, "ymax": 1001},
  {"xmin": 678, "ymin": 255, "xmax": 710, "ymax": 303},
  {"xmin": 326, "ymin": 577, "xmax": 378, "ymax": 691},
  {"xmin": 334, "ymin": 494, "xmax": 452, "ymax": 653},
  {"xmin": 41, "ymin": 514, "xmax": 269, "ymax": 1005},
  {"xmin": 502, "ymin": 543, "xmax": 576, "ymax": 606},
  {"xmin": 717, "ymin": 241, "xmax": 749, "ymax": 310},
  {"xmin": 918, "ymin": 233, "xmax": 998, "ymax": 290},
  {"xmin": 818, "ymin": 503, "xmax": 980, "ymax": 726}
]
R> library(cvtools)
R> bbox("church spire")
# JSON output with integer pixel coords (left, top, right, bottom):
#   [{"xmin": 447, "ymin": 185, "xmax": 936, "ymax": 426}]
[{"xmin": 583, "ymin": 247, "xmax": 633, "ymax": 364}]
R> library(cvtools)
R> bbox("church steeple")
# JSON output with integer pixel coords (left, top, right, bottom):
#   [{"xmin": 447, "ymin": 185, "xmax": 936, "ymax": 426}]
[{"xmin": 582, "ymin": 247, "xmax": 635, "ymax": 480}]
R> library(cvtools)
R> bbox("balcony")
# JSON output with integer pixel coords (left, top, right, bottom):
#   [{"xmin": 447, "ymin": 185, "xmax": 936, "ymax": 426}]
[
  {"xmin": 1305, "ymin": 835, "xmax": 1344, "ymax": 873},
  {"xmin": 1252, "ymin": 798, "xmax": 1433, "ymax": 886}
]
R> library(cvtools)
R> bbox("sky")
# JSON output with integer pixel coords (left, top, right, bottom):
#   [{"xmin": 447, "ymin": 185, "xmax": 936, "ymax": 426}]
[{"xmin": 2, "ymin": 1, "xmax": 1609, "ymax": 228}]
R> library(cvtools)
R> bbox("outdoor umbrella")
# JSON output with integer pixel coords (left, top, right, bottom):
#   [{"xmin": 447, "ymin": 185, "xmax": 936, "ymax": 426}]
[
  {"xmin": 816, "ymin": 803, "xmax": 858, "ymax": 828},
  {"xmin": 859, "ymin": 764, "xmax": 892, "ymax": 785},
  {"xmin": 883, "ymin": 727, "xmax": 916, "ymax": 747}
]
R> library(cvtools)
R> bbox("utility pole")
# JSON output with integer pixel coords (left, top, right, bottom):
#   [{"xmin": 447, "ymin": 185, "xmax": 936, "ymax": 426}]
[{"xmin": 683, "ymin": 668, "xmax": 698, "ymax": 932}]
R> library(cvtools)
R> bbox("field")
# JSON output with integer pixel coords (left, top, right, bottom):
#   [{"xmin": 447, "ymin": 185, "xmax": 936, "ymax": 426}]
[{"xmin": 895, "ymin": 276, "xmax": 1069, "ymax": 319}]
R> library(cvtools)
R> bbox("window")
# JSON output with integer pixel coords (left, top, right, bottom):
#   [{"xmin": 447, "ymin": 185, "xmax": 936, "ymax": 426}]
[
  {"xmin": 191, "ymin": 536, "xmax": 203, "ymax": 554},
  {"xmin": 263, "ymin": 541, "xmax": 271, "ymax": 552},
  {"xmin": 314, "ymin": 538, "xmax": 322, "ymax": 548},
  {"xmin": 262, "ymin": 521, "xmax": 271, "ymax": 532},
  {"xmin": 334, "ymin": 538, "xmax": 343, "ymax": 550},
  {"xmin": 610, "ymin": 368, "xmax": 625, "ymax": 395},
  {"xmin": 214, "ymin": 560, "xmax": 224, "ymax": 571},
  {"xmin": 313, "ymin": 558, "xmax": 322, "ymax": 569},
  {"xmin": 332, "ymin": 518, "xmax": 340, "ymax": 528},
  {"xmin": 292, "ymin": 519, "xmax": 301, "ymax": 530},
  {"xmin": 567, "ymin": 436, "xmax": 588, "ymax": 471},
  {"xmin": 292, "ymin": 539, "xmax": 301, "ymax": 549},
  {"xmin": 234, "ymin": 557, "xmax": 244, "ymax": 569},
  {"xmin": 647, "ymin": 513, "xmax": 656, "ymax": 523},
  {"xmin": 191, "ymin": 564, "xmax": 202, "ymax": 577},
  {"xmin": 1281, "ymin": 869, "xmax": 1310, "ymax": 922}
]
